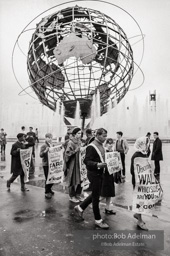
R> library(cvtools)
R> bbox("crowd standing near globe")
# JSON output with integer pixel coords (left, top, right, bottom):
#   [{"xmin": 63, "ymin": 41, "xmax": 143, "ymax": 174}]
[{"xmin": 4, "ymin": 125, "xmax": 163, "ymax": 230}]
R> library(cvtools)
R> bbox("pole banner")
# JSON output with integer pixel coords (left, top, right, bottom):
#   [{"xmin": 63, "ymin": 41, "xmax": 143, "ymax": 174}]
[
  {"xmin": 79, "ymin": 146, "xmax": 90, "ymax": 189},
  {"xmin": 46, "ymin": 145, "xmax": 64, "ymax": 185},
  {"xmin": 20, "ymin": 147, "xmax": 33, "ymax": 183}
]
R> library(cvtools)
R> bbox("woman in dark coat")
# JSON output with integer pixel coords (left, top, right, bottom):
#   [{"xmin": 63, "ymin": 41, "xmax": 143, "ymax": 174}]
[
  {"xmin": 130, "ymin": 136, "xmax": 149, "ymax": 230},
  {"xmin": 64, "ymin": 127, "xmax": 82, "ymax": 203},
  {"xmin": 7, "ymin": 133, "xmax": 32, "ymax": 191},
  {"xmin": 100, "ymin": 138, "xmax": 116, "ymax": 214}
]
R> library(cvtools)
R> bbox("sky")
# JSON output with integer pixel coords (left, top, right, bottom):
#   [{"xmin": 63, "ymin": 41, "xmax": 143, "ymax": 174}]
[{"xmin": 0, "ymin": 0, "xmax": 170, "ymax": 119}]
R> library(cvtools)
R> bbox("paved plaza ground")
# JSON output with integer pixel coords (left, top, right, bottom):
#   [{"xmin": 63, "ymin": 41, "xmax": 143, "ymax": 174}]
[{"xmin": 0, "ymin": 142, "xmax": 170, "ymax": 256}]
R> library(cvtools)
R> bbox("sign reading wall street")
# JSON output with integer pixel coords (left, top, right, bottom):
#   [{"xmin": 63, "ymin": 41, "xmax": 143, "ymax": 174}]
[
  {"xmin": 105, "ymin": 151, "xmax": 122, "ymax": 175},
  {"xmin": 46, "ymin": 145, "xmax": 64, "ymax": 184},
  {"xmin": 20, "ymin": 147, "xmax": 33, "ymax": 182},
  {"xmin": 132, "ymin": 157, "xmax": 163, "ymax": 215}
]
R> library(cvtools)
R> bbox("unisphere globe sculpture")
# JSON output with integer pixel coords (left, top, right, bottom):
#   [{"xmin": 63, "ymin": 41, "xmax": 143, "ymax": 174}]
[{"xmin": 27, "ymin": 5, "xmax": 134, "ymax": 118}]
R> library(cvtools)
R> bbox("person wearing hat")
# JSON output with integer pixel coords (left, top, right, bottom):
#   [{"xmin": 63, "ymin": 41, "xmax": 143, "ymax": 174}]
[
  {"xmin": 7, "ymin": 133, "xmax": 31, "ymax": 191},
  {"xmin": 64, "ymin": 127, "xmax": 82, "ymax": 203}
]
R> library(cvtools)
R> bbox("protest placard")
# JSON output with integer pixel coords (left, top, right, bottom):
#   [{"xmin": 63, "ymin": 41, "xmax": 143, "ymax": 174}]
[
  {"xmin": 20, "ymin": 147, "xmax": 33, "ymax": 182},
  {"xmin": 79, "ymin": 146, "xmax": 90, "ymax": 189},
  {"xmin": 132, "ymin": 157, "xmax": 163, "ymax": 215},
  {"xmin": 46, "ymin": 145, "xmax": 64, "ymax": 185},
  {"xmin": 105, "ymin": 151, "xmax": 122, "ymax": 175}
]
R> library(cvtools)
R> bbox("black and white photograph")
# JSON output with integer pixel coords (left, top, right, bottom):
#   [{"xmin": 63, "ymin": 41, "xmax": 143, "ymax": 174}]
[{"xmin": 0, "ymin": 0, "xmax": 170, "ymax": 255}]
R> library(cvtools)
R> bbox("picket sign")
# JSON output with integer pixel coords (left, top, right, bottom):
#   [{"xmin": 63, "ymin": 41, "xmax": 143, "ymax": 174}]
[
  {"xmin": 79, "ymin": 146, "xmax": 90, "ymax": 189},
  {"xmin": 46, "ymin": 145, "xmax": 64, "ymax": 185},
  {"xmin": 105, "ymin": 151, "xmax": 122, "ymax": 175},
  {"xmin": 132, "ymin": 157, "xmax": 163, "ymax": 216},
  {"xmin": 20, "ymin": 147, "xmax": 33, "ymax": 183}
]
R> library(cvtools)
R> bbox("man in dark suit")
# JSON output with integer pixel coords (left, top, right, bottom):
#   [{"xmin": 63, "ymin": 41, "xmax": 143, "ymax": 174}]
[
  {"xmin": 151, "ymin": 132, "xmax": 163, "ymax": 181},
  {"xmin": 74, "ymin": 128, "xmax": 109, "ymax": 229}
]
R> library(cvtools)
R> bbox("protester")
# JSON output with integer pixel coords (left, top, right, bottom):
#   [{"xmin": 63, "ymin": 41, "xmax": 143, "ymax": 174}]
[
  {"xmin": 146, "ymin": 132, "xmax": 151, "ymax": 157},
  {"xmin": 6, "ymin": 133, "xmax": 31, "ymax": 191},
  {"xmin": 40, "ymin": 133, "xmax": 55, "ymax": 199},
  {"xmin": 64, "ymin": 127, "xmax": 83, "ymax": 203},
  {"xmin": 100, "ymin": 138, "xmax": 116, "ymax": 214},
  {"xmin": 151, "ymin": 132, "xmax": 163, "ymax": 181},
  {"xmin": 114, "ymin": 131, "xmax": 129, "ymax": 182},
  {"xmin": 35, "ymin": 128, "xmax": 39, "ymax": 143},
  {"xmin": 25, "ymin": 127, "xmax": 36, "ymax": 178},
  {"xmin": 83, "ymin": 128, "xmax": 95, "ymax": 192},
  {"xmin": 0, "ymin": 128, "xmax": 7, "ymax": 153},
  {"xmin": 130, "ymin": 136, "xmax": 148, "ymax": 230},
  {"xmin": 84, "ymin": 129, "xmax": 93, "ymax": 146},
  {"xmin": 26, "ymin": 127, "xmax": 36, "ymax": 143},
  {"xmin": 74, "ymin": 128, "xmax": 109, "ymax": 229}
]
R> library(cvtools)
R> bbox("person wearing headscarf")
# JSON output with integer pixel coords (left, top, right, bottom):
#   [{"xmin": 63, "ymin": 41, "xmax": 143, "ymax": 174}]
[
  {"xmin": 146, "ymin": 132, "xmax": 151, "ymax": 157},
  {"xmin": 64, "ymin": 127, "xmax": 82, "ymax": 203},
  {"xmin": 130, "ymin": 136, "xmax": 148, "ymax": 230}
]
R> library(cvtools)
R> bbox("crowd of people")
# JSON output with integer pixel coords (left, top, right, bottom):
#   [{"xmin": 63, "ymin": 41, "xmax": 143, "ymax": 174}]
[{"xmin": 4, "ymin": 126, "xmax": 163, "ymax": 230}]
